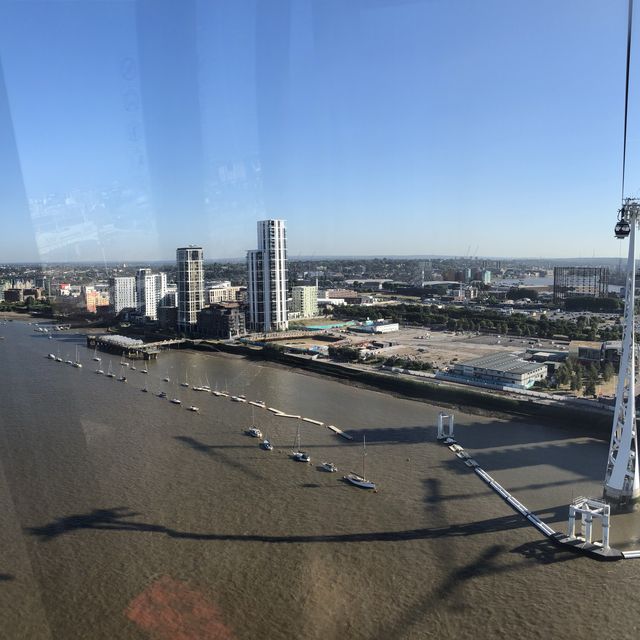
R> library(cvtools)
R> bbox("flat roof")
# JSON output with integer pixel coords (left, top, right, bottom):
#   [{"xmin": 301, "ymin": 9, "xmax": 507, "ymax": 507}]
[{"xmin": 458, "ymin": 351, "xmax": 545, "ymax": 375}]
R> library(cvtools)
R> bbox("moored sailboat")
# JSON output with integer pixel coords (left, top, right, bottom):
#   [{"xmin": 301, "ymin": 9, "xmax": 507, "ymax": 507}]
[{"xmin": 344, "ymin": 435, "xmax": 376, "ymax": 490}]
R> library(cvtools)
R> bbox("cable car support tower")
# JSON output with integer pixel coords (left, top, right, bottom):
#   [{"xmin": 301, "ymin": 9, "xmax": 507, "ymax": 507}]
[
  {"xmin": 604, "ymin": 200, "xmax": 640, "ymax": 504},
  {"xmin": 603, "ymin": 0, "xmax": 640, "ymax": 505}
]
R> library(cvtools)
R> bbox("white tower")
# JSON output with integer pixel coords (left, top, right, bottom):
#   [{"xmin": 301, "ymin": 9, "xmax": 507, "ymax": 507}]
[
  {"xmin": 247, "ymin": 219, "xmax": 288, "ymax": 332},
  {"xmin": 604, "ymin": 198, "xmax": 640, "ymax": 504}
]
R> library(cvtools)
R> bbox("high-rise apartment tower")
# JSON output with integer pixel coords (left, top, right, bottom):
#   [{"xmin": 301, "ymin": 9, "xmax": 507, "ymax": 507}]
[
  {"xmin": 176, "ymin": 246, "xmax": 204, "ymax": 332},
  {"xmin": 247, "ymin": 219, "xmax": 288, "ymax": 332}
]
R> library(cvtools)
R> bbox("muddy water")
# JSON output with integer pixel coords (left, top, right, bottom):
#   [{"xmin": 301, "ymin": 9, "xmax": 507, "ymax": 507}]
[{"xmin": 1, "ymin": 320, "xmax": 639, "ymax": 639}]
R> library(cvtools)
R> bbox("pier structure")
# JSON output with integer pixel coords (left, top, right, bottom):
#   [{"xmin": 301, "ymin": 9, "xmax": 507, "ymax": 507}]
[
  {"xmin": 567, "ymin": 497, "xmax": 611, "ymax": 550},
  {"xmin": 86, "ymin": 335, "xmax": 186, "ymax": 360},
  {"xmin": 603, "ymin": 198, "xmax": 640, "ymax": 504},
  {"xmin": 436, "ymin": 412, "xmax": 454, "ymax": 440}
]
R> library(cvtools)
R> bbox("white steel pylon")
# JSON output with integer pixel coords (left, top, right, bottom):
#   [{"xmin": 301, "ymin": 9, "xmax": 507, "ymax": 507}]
[{"xmin": 604, "ymin": 198, "xmax": 640, "ymax": 504}]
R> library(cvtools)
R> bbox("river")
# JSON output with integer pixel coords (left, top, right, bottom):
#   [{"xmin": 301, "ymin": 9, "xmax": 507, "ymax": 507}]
[{"xmin": 0, "ymin": 319, "xmax": 639, "ymax": 639}]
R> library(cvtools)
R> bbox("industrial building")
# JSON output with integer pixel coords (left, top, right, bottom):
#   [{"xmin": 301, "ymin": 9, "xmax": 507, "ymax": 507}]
[
  {"xmin": 450, "ymin": 352, "xmax": 547, "ymax": 389},
  {"xmin": 553, "ymin": 267, "xmax": 609, "ymax": 302}
]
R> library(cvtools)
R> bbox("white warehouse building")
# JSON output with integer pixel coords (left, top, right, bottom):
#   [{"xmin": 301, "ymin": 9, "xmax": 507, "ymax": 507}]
[{"xmin": 451, "ymin": 352, "xmax": 547, "ymax": 389}]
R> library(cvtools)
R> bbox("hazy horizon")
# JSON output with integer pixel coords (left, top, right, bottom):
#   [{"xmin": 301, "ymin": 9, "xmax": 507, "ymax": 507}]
[{"xmin": 0, "ymin": 1, "xmax": 635, "ymax": 262}]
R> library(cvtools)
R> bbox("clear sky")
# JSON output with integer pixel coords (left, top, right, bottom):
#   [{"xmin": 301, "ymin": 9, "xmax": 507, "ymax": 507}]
[{"xmin": 0, "ymin": 0, "xmax": 636, "ymax": 262}]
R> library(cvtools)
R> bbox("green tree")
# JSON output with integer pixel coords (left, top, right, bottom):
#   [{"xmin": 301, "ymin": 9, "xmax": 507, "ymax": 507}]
[
  {"xmin": 602, "ymin": 361, "xmax": 615, "ymax": 382},
  {"xmin": 584, "ymin": 378, "xmax": 597, "ymax": 397}
]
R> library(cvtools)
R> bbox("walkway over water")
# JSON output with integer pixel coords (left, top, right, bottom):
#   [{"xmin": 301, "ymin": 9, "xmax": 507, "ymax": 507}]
[{"xmin": 86, "ymin": 335, "xmax": 187, "ymax": 360}]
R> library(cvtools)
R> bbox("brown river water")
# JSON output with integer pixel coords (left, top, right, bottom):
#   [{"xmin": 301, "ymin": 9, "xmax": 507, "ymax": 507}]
[{"xmin": 1, "ymin": 319, "xmax": 640, "ymax": 639}]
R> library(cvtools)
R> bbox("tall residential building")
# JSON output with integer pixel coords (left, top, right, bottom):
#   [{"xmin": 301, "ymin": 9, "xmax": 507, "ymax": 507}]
[
  {"xmin": 292, "ymin": 285, "xmax": 318, "ymax": 319},
  {"xmin": 177, "ymin": 246, "xmax": 204, "ymax": 332},
  {"xmin": 136, "ymin": 269, "xmax": 167, "ymax": 320},
  {"xmin": 108, "ymin": 276, "xmax": 136, "ymax": 313},
  {"xmin": 247, "ymin": 219, "xmax": 288, "ymax": 332}
]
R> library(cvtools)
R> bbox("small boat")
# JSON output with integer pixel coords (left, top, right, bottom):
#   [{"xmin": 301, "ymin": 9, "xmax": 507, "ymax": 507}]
[
  {"xmin": 95, "ymin": 361, "xmax": 104, "ymax": 375},
  {"xmin": 322, "ymin": 462, "xmax": 338, "ymax": 473},
  {"xmin": 291, "ymin": 425, "xmax": 310, "ymax": 463},
  {"xmin": 47, "ymin": 353, "xmax": 56, "ymax": 360},
  {"xmin": 158, "ymin": 391, "xmax": 167, "ymax": 398},
  {"xmin": 170, "ymin": 398, "xmax": 181, "ymax": 405},
  {"xmin": 56, "ymin": 356, "xmax": 63, "ymax": 362},
  {"xmin": 130, "ymin": 364, "xmax": 136, "ymax": 371},
  {"xmin": 231, "ymin": 395, "xmax": 247, "ymax": 403},
  {"xmin": 141, "ymin": 386, "xmax": 148, "ymax": 392},
  {"xmin": 141, "ymin": 367, "xmax": 148, "ymax": 374},
  {"xmin": 117, "ymin": 363, "xmax": 127, "ymax": 381},
  {"xmin": 106, "ymin": 360, "xmax": 115, "ymax": 378},
  {"xmin": 92, "ymin": 347, "xmax": 101, "ymax": 362},
  {"xmin": 181, "ymin": 371, "xmax": 189, "ymax": 387},
  {"xmin": 344, "ymin": 436, "xmax": 376, "ymax": 490},
  {"xmin": 118, "ymin": 376, "xmax": 127, "ymax": 382},
  {"xmin": 261, "ymin": 439, "xmax": 273, "ymax": 451},
  {"xmin": 65, "ymin": 353, "xmax": 73, "ymax": 364},
  {"xmin": 187, "ymin": 405, "xmax": 199, "ymax": 412},
  {"xmin": 73, "ymin": 345, "xmax": 82, "ymax": 368},
  {"xmin": 163, "ymin": 376, "xmax": 170, "ymax": 382},
  {"xmin": 247, "ymin": 427, "xmax": 262, "ymax": 438}
]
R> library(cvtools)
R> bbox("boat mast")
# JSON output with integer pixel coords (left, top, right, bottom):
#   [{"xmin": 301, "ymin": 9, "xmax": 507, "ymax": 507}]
[{"xmin": 363, "ymin": 435, "xmax": 367, "ymax": 478}]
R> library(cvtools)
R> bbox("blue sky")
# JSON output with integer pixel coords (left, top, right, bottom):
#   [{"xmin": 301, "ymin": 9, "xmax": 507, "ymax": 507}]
[{"xmin": 0, "ymin": 0, "xmax": 635, "ymax": 261}]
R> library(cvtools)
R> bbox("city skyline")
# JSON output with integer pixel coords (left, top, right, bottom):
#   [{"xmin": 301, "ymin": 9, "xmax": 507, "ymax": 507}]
[{"xmin": 0, "ymin": 1, "xmax": 637, "ymax": 261}]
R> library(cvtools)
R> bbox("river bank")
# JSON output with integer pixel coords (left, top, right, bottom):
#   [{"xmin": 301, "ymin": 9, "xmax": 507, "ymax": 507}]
[{"xmin": 187, "ymin": 340, "xmax": 613, "ymax": 438}]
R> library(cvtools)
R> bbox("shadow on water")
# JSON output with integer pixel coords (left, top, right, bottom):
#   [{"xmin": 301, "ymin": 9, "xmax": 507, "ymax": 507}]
[
  {"xmin": 509, "ymin": 538, "xmax": 577, "ymax": 565},
  {"xmin": 26, "ymin": 506, "xmax": 538, "ymax": 545},
  {"xmin": 173, "ymin": 435, "xmax": 265, "ymax": 481},
  {"xmin": 440, "ymin": 438, "xmax": 604, "ymax": 483},
  {"xmin": 345, "ymin": 425, "xmax": 433, "ymax": 444},
  {"xmin": 374, "ymin": 536, "xmax": 580, "ymax": 639}
]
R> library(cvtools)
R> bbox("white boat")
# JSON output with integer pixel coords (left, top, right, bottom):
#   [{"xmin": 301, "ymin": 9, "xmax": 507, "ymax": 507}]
[
  {"xmin": 73, "ymin": 345, "xmax": 82, "ymax": 368},
  {"xmin": 322, "ymin": 462, "xmax": 338, "ymax": 473},
  {"xmin": 48, "ymin": 353, "xmax": 56, "ymax": 360},
  {"xmin": 231, "ymin": 395, "xmax": 246, "ymax": 403},
  {"xmin": 261, "ymin": 439, "xmax": 273, "ymax": 451},
  {"xmin": 141, "ymin": 367, "xmax": 148, "ymax": 374},
  {"xmin": 95, "ymin": 361, "xmax": 104, "ymax": 374},
  {"xmin": 163, "ymin": 374, "xmax": 170, "ymax": 382},
  {"xmin": 181, "ymin": 370, "xmax": 189, "ymax": 387},
  {"xmin": 247, "ymin": 427, "xmax": 262, "ymax": 438},
  {"xmin": 130, "ymin": 363, "xmax": 136, "ymax": 371},
  {"xmin": 117, "ymin": 363, "xmax": 127, "ymax": 382},
  {"xmin": 291, "ymin": 425, "xmax": 310, "ymax": 463},
  {"xmin": 344, "ymin": 436, "xmax": 376, "ymax": 490},
  {"xmin": 187, "ymin": 405, "xmax": 199, "ymax": 412},
  {"xmin": 106, "ymin": 360, "xmax": 115, "ymax": 378},
  {"xmin": 92, "ymin": 347, "xmax": 101, "ymax": 362},
  {"xmin": 141, "ymin": 386, "xmax": 148, "ymax": 392},
  {"xmin": 170, "ymin": 398, "xmax": 181, "ymax": 405}
]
